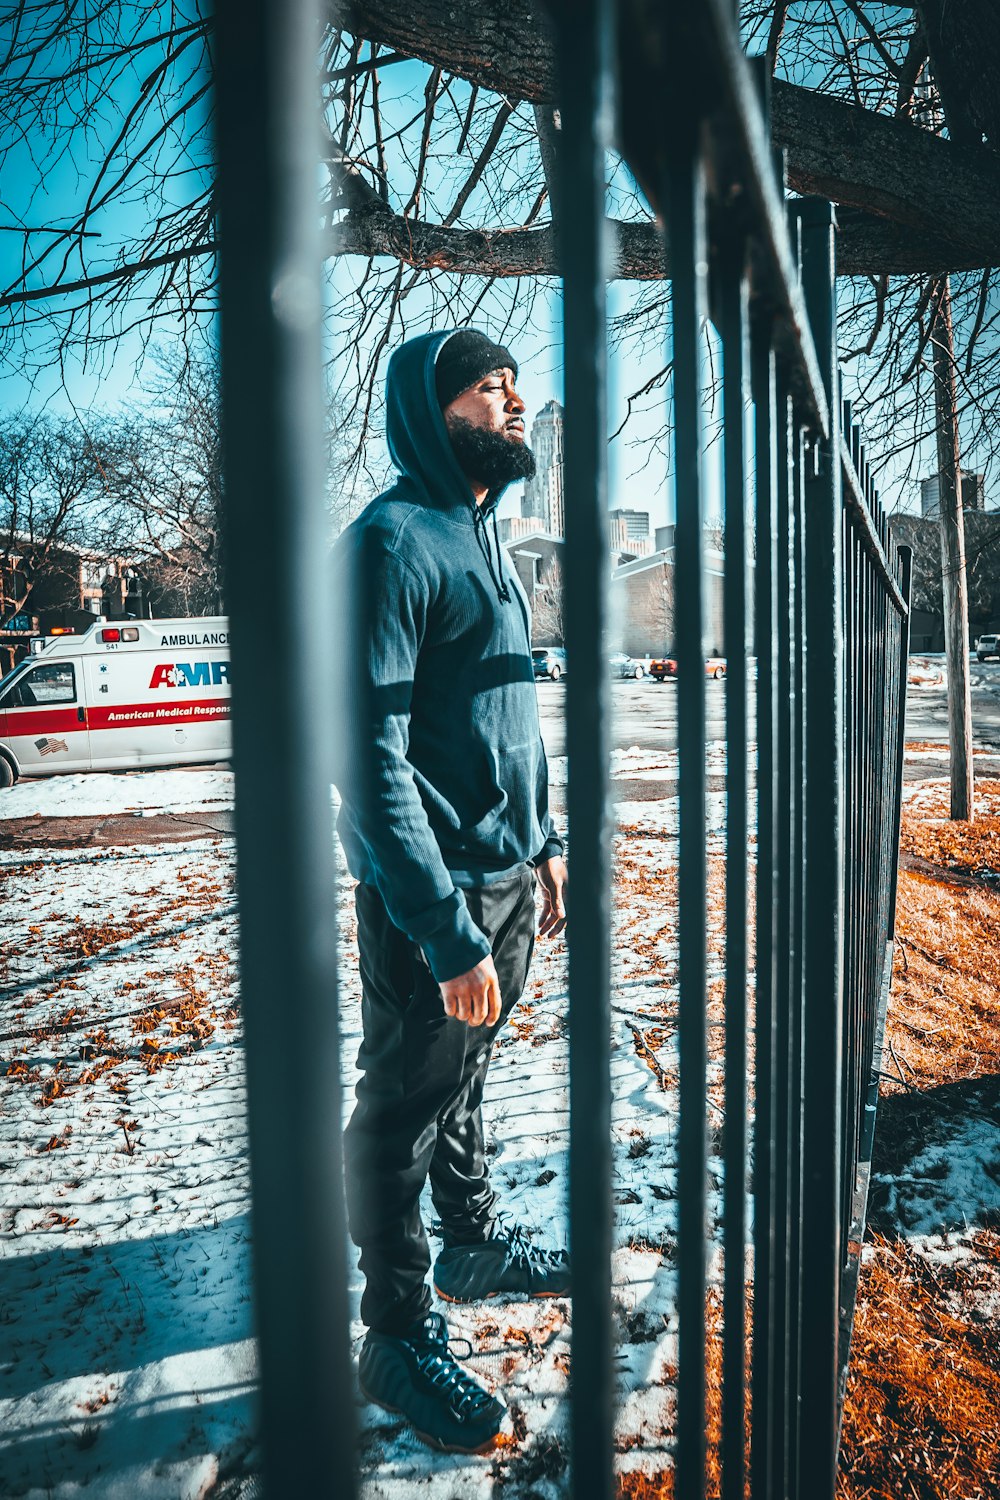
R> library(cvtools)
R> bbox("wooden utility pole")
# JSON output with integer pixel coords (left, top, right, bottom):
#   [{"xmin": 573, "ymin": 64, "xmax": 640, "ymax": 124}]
[{"xmin": 931, "ymin": 274, "xmax": 975, "ymax": 821}]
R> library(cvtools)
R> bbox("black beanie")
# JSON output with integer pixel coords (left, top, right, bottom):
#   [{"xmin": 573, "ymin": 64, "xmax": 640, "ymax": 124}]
[{"xmin": 435, "ymin": 329, "xmax": 518, "ymax": 410}]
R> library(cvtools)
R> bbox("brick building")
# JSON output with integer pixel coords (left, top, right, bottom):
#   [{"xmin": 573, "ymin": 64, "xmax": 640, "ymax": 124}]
[
  {"xmin": 889, "ymin": 509, "xmax": 1000, "ymax": 651},
  {"xmin": 0, "ymin": 533, "xmax": 144, "ymax": 673}
]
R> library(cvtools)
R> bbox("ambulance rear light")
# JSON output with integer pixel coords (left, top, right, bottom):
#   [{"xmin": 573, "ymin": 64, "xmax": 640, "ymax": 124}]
[
  {"xmin": 100, "ymin": 627, "xmax": 140, "ymax": 643},
  {"xmin": 101, "ymin": 628, "xmax": 120, "ymax": 642}
]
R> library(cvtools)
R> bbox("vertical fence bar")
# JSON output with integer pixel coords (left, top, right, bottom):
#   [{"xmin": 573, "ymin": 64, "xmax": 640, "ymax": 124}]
[
  {"xmin": 770, "ymin": 370, "xmax": 794, "ymax": 1499},
  {"xmin": 214, "ymin": 0, "xmax": 357, "ymax": 1494},
  {"xmin": 842, "ymin": 516, "xmax": 858, "ymax": 1257},
  {"xmin": 750, "ymin": 326, "xmax": 778, "ymax": 1500},
  {"xmin": 797, "ymin": 199, "xmax": 844, "ymax": 1499},
  {"xmin": 548, "ymin": 3, "xmax": 615, "ymax": 1495},
  {"xmin": 787, "ymin": 416, "xmax": 807, "ymax": 1499},
  {"xmin": 859, "ymin": 520, "xmax": 872, "ymax": 1262},
  {"xmin": 720, "ymin": 243, "xmax": 751, "ymax": 1500},
  {"xmin": 888, "ymin": 549, "xmax": 913, "ymax": 938},
  {"xmin": 839, "ymin": 407, "xmax": 858, "ymax": 1262},
  {"xmin": 668, "ymin": 122, "xmax": 710, "ymax": 1500}
]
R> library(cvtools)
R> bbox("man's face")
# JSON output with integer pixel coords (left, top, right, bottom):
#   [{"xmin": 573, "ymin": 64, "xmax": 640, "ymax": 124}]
[{"xmin": 443, "ymin": 367, "xmax": 536, "ymax": 490}]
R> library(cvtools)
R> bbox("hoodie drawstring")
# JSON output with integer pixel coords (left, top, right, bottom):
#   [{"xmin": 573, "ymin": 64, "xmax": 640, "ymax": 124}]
[{"xmin": 474, "ymin": 505, "xmax": 512, "ymax": 604}]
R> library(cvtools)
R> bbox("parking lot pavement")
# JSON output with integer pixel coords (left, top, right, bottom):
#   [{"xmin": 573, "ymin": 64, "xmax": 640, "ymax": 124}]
[
  {"xmin": 0, "ymin": 808, "xmax": 235, "ymax": 850},
  {"xmin": 905, "ymin": 654, "xmax": 1000, "ymax": 750},
  {"xmin": 537, "ymin": 655, "xmax": 1000, "ymax": 766},
  {"xmin": 536, "ymin": 676, "xmax": 735, "ymax": 761}
]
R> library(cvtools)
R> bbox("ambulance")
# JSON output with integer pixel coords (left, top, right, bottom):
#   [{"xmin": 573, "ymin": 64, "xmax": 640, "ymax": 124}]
[{"xmin": 0, "ymin": 616, "xmax": 231, "ymax": 787}]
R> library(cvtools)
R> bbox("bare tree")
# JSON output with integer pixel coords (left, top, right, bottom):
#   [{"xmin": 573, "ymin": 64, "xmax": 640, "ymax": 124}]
[
  {"xmin": 647, "ymin": 563, "xmax": 676, "ymax": 657},
  {"xmin": 532, "ymin": 556, "xmax": 564, "ymax": 646},
  {"xmin": 1, "ymin": 2, "xmax": 999, "ymax": 503},
  {"xmin": 97, "ymin": 343, "xmax": 361, "ymax": 613},
  {"xmin": 108, "ymin": 348, "xmax": 225, "ymax": 615},
  {"xmin": 0, "ymin": 414, "xmax": 126, "ymax": 625},
  {"xmin": 889, "ymin": 508, "xmax": 1000, "ymax": 634}
]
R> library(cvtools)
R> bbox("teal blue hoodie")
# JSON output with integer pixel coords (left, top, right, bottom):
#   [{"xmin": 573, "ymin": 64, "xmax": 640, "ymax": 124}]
[{"xmin": 333, "ymin": 330, "xmax": 563, "ymax": 981}]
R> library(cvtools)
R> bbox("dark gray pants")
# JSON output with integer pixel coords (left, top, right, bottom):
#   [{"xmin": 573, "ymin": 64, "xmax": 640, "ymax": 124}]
[{"xmin": 344, "ymin": 866, "xmax": 536, "ymax": 1334}]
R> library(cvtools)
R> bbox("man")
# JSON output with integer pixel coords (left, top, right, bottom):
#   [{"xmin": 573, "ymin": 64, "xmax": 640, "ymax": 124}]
[{"xmin": 333, "ymin": 328, "xmax": 570, "ymax": 1455}]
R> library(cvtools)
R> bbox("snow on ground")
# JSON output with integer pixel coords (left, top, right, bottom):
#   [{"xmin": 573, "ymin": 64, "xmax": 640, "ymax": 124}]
[
  {"xmin": 907, "ymin": 650, "xmax": 1000, "ymax": 692},
  {"xmin": 0, "ymin": 768, "xmax": 235, "ymax": 820},
  {"xmin": 0, "ymin": 766, "xmax": 705, "ymax": 1498},
  {"xmin": 7, "ymin": 744, "xmax": 986, "ymax": 1496},
  {"xmin": 907, "ymin": 655, "xmax": 946, "ymax": 688},
  {"xmin": 547, "ymin": 740, "xmax": 732, "ymax": 787},
  {"xmin": 865, "ymin": 1076, "xmax": 1000, "ymax": 1336},
  {"xmin": 0, "ymin": 835, "xmax": 252, "ymax": 1499},
  {"xmin": 904, "ymin": 746, "xmax": 999, "ymax": 761},
  {"xmin": 872, "ymin": 1088, "xmax": 1000, "ymax": 1246},
  {"xmin": 0, "ymin": 744, "xmax": 709, "ymax": 821}
]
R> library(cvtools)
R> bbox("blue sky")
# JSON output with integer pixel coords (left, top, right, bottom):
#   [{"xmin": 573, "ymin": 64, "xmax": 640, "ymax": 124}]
[{"xmin": 0, "ymin": 22, "xmax": 974, "ymax": 524}]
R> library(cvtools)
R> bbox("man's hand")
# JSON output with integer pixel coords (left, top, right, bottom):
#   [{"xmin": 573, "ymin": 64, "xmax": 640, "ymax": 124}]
[
  {"xmin": 439, "ymin": 953, "xmax": 502, "ymax": 1027},
  {"xmin": 535, "ymin": 855, "xmax": 568, "ymax": 938}
]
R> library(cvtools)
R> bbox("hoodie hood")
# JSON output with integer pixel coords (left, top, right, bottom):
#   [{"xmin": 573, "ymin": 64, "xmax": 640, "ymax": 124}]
[{"xmin": 384, "ymin": 329, "xmax": 516, "ymax": 514}]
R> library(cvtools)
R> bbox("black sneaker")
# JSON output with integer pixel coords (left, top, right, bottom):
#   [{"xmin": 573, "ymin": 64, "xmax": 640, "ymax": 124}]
[
  {"xmin": 433, "ymin": 1221, "xmax": 571, "ymax": 1303},
  {"xmin": 358, "ymin": 1310, "xmax": 506, "ymax": 1455}
]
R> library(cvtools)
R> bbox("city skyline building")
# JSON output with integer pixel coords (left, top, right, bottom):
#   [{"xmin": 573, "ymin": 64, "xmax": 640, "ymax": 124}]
[
  {"xmin": 497, "ymin": 515, "xmax": 547, "ymax": 544},
  {"xmin": 609, "ymin": 507, "xmax": 651, "ymax": 542},
  {"xmin": 522, "ymin": 399, "xmax": 565, "ymax": 537},
  {"xmin": 608, "ymin": 507, "xmax": 651, "ymax": 556},
  {"xmin": 920, "ymin": 471, "xmax": 986, "ymax": 517}
]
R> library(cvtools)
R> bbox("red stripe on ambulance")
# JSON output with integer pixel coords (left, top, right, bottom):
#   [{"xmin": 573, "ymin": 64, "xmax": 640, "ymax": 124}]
[
  {"xmin": 89, "ymin": 699, "xmax": 231, "ymax": 729},
  {"xmin": 0, "ymin": 709, "xmax": 83, "ymax": 738}
]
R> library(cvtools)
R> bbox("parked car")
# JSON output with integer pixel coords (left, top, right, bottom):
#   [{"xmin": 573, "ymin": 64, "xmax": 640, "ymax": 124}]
[
  {"xmin": 532, "ymin": 647, "xmax": 567, "ymax": 681},
  {"xmin": 608, "ymin": 652, "xmax": 646, "ymax": 680},
  {"xmin": 649, "ymin": 656, "xmax": 726, "ymax": 682},
  {"xmin": 976, "ymin": 634, "xmax": 1000, "ymax": 661}
]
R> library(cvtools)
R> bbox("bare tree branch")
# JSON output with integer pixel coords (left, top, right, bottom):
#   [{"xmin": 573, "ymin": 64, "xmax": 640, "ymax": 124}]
[
  {"xmin": 0, "ymin": 244, "xmax": 217, "ymax": 309},
  {"xmin": 765, "ymin": 0, "xmax": 792, "ymax": 76}
]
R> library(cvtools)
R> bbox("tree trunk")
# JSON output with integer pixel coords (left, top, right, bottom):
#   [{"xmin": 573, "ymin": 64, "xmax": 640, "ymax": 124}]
[
  {"xmin": 916, "ymin": 0, "xmax": 1000, "ymax": 147},
  {"xmin": 932, "ymin": 275, "xmax": 975, "ymax": 820},
  {"xmin": 340, "ymin": 0, "xmax": 1000, "ymax": 272}
]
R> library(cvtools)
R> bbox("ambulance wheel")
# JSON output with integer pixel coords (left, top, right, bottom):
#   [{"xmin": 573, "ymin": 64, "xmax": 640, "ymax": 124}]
[{"xmin": 0, "ymin": 757, "xmax": 14, "ymax": 790}]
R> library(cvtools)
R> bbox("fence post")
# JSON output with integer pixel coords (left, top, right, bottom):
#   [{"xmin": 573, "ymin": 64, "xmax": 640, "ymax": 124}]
[
  {"xmin": 668, "ymin": 120, "xmax": 710, "ymax": 1500},
  {"xmin": 547, "ymin": 2, "xmax": 616, "ymax": 1495},
  {"xmin": 750, "ymin": 322, "xmax": 779, "ymax": 1500},
  {"xmin": 888, "ymin": 548, "xmax": 912, "ymax": 939},
  {"xmin": 720, "ymin": 241, "xmax": 751, "ymax": 1500},
  {"xmin": 796, "ymin": 198, "xmax": 844, "ymax": 1499},
  {"xmin": 215, "ymin": 0, "xmax": 357, "ymax": 1493}
]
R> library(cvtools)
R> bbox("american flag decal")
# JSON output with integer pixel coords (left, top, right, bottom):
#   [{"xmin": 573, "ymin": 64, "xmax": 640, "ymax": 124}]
[{"xmin": 35, "ymin": 738, "xmax": 69, "ymax": 756}]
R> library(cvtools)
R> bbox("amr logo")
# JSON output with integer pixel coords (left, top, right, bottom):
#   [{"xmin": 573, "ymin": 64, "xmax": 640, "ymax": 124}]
[{"xmin": 149, "ymin": 661, "xmax": 231, "ymax": 689}]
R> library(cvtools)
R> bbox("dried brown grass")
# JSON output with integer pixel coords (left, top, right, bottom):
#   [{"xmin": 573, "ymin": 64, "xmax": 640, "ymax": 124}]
[
  {"xmin": 617, "ymin": 777, "xmax": 1000, "ymax": 1499},
  {"xmin": 838, "ymin": 1238, "xmax": 1000, "ymax": 1500},
  {"xmin": 837, "ymin": 777, "xmax": 1000, "ymax": 1500}
]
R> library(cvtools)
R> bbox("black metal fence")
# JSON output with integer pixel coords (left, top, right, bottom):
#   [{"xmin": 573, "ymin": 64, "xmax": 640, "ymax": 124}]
[{"xmin": 213, "ymin": 1, "xmax": 911, "ymax": 1496}]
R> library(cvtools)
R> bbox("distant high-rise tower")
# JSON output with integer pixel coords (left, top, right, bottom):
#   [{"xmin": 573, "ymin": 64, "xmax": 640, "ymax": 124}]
[
  {"xmin": 609, "ymin": 507, "xmax": 650, "ymax": 542},
  {"xmin": 521, "ymin": 399, "xmax": 565, "ymax": 536},
  {"xmin": 921, "ymin": 472, "xmax": 986, "ymax": 517}
]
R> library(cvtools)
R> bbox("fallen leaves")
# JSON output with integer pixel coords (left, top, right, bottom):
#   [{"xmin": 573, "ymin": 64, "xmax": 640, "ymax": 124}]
[
  {"xmin": 839, "ymin": 1240, "xmax": 1000, "ymax": 1500},
  {"xmin": 838, "ymin": 782, "xmax": 1000, "ymax": 1500}
]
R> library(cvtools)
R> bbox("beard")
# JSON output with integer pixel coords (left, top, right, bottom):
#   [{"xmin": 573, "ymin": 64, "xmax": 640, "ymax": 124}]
[{"xmin": 446, "ymin": 416, "xmax": 537, "ymax": 489}]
